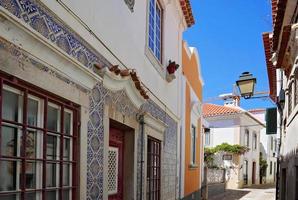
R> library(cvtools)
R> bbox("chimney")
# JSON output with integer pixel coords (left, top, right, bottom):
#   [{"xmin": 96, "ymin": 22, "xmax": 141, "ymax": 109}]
[{"xmin": 219, "ymin": 93, "xmax": 240, "ymax": 107}]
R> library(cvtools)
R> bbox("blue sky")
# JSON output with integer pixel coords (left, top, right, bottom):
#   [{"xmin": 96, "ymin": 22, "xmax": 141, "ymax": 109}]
[{"xmin": 183, "ymin": 0, "xmax": 275, "ymax": 110}]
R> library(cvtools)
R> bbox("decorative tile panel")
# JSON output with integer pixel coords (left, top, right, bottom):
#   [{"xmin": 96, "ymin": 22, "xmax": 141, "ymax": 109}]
[
  {"xmin": 0, "ymin": 0, "xmax": 111, "ymax": 71},
  {"xmin": 88, "ymin": 84, "xmax": 178, "ymax": 200},
  {"xmin": 0, "ymin": 36, "xmax": 89, "ymax": 93}
]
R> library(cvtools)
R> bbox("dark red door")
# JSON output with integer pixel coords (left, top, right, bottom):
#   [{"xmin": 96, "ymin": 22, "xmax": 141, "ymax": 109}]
[
  {"xmin": 252, "ymin": 161, "xmax": 256, "ymax": 184},
  {"xmin": 108, "ymin": 128, "xmax": 124, "ymax": 200}
]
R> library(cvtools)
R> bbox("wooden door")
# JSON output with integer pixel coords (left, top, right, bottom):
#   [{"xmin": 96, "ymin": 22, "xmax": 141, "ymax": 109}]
[
  {"xmin": 108, "ymin": 128, "xmax": 124, "ymax": 200},
  {"xmin": 252, "ymin": 161, "xmax": 256, "ymax": 184}
]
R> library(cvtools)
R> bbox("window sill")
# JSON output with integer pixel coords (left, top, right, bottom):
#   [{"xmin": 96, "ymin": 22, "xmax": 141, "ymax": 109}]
[
  {"xmin": 287, "ymin": 104, "xmax": 298, "ymax": 127},
  {"xmin": 188, "ymin": 163, "xmax": 199, "ymax": 170},
  {"xmin": 145, "ymin": 47, "xmax": 165, "ymax": 79}
]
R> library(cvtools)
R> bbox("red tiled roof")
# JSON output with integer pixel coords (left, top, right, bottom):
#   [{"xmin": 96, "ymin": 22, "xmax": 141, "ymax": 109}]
[
  {"xmin": 262, "ymin": 32, "xmax": 277, "ymax": 102},
  {"xmin": 180, "ymin": 0, "xmax": 195, "ymax": 27},
  {"xmin": 248, "ymin": 109, "xmax": 266, "ymax": 114},
  {"xmin": 203, "ymin": 103, "xmax": 242, "ymax": 118},
  {"xmin": 272, "ymin": 0, "xmax": 288, "ymax": 51},
  {"xmin": 94, "ymin": 64, "xmax": 149, "ymax": 99}
]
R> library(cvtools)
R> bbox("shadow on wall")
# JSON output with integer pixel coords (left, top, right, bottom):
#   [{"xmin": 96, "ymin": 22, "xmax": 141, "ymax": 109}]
[
  {"xmin": 260, "ymin": 143, "xmax": 267, "ymax": 159},
  {"xmin": 208, "ymin": 189, "xmax": 250, "ymax": 200}
]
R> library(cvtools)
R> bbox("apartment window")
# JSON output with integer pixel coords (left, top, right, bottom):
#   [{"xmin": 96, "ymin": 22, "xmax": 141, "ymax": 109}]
[
  {"xmin": 243, "ymin": 160, "xmax": 248, "ymax": 185},
  {"xmin": 147, "ymin": 137, "xmax": 161, "ymax": 200},
  {"xmin": 289, "ymin": 83, "xmax": 293, "ymax": 116},
  {"xmin": 253, "ymin": 132, "xmax": 257, "ymax": 150},
  {"xmin": 0, "ymin": 75, "xmax": 79, "ymax": 200},
  {"xmin": 148, "ymin": 0, "xmax": 162, "ymax": 61},
  {"xmin": 191, "ymin": 125, "xmax": 196, "ymax": 164},
  {"xmin": 295, "ymin": 71, "xmax": 298, "ymax": 107},
  {"xmin": 204, "ymin": 128, "xmax": 210, "ymax": 146},
  {"xmin": 244, "ymin": 129, "xmax": 249, "ymax": 147},
  {"xmin": 270, "ymin": 161, "xmax": 273, "ymax": 175}
]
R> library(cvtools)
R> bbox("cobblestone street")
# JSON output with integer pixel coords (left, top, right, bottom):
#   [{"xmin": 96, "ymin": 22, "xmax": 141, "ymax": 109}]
[{"xmin": 209, "ymin": 186, "xmax": 275, "ymax": 200}]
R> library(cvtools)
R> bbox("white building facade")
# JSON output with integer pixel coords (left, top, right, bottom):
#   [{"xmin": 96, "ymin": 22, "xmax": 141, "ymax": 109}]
[
  {"xmin": 250, "ymin": 109, "xmax": 277, "ymax": 184},
  {"xmin": 203, "ymin": 103, "xmax": 265, "ymax": 189},
  {"xmin": 0, "ymin": 0, "xmax": 194, "ymax": 200}
]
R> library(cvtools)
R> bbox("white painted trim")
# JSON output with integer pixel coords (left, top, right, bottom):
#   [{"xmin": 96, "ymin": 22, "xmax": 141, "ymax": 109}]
[
  {"xmin": 144, "ymin": 116, "xmax": 166, "ymax": 200},
  {"xmin": 183, "ymin": 41, "xmax": 205, "ymax": 86},
  {"xmin": 144, "ymin": 113, "xmax": 167, "ymax": 135},
  {"xmin": 100, "ymin": 68, "xmax": 146, "ymax": 109}
]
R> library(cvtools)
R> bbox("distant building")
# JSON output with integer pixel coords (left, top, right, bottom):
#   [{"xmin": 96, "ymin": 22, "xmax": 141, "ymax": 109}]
[
  {"xmin": 203, "ymin": 102, "xmax": 265, "ymax": 189},
  {"xmin": 249, "ymin": 109, "xmax": 277, "ymax": 184},
  {"xmin": 179, "ymin": 41, "xmax": 204, "ymax": 200}
]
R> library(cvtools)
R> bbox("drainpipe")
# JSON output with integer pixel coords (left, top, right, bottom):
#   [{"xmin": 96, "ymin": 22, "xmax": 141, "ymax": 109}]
[{"xmin": 138, "ymin": 114, "xmax": 145, "ymax": 200}]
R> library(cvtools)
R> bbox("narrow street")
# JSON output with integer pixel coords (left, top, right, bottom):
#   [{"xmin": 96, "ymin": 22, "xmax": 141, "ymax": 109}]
[{"xmin": 209, "ymin": 186, "xmax": 275, "ymax": 200}]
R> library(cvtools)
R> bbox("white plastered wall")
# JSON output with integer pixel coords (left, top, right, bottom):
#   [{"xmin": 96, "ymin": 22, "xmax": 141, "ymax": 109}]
[{"xmin": 40, "ymin": 0, "xmax": 186, "ymax": 119}]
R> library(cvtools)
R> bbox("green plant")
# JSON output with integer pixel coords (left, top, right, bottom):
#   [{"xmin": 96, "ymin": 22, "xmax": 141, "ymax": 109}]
[
  {"xmin": 214, "ymin": 143, "xmax": 249, "ymax": 155},
  {"xmin": 204, "ymin": 143, "xmax": 249, "ymax": 167},
  {"xmin": 259, "ymin": 153, "xmax": 268, "ymax": 177}
]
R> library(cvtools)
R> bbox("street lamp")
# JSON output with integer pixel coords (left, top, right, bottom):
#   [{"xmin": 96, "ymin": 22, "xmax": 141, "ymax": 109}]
[{"xmin": 236, "ymin": 72, "xmax": 257, "ymax": 99}]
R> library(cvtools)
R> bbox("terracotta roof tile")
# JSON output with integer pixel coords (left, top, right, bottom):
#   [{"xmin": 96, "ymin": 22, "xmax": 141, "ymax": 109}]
[
  {"xmin": 180, "ymin": 0, "xmax": 195, "ymax": 27},
  {"xmin": 262, "ymin": 32, "xmax": 277, "ymax": 102},
  {"xmin": 248, "ymin": 109, "xmax": 266, "ymax": 114},
  {"xmin": 94, "ymin": 64, "xmax": 149, "ymax": 99},
  {"xmin": 272, "ymin": 0, "xmax": 288, "ymax": 51},
  {"xmin": 203, "ymin": 103, "xmax": 242, "ymax": 118}
]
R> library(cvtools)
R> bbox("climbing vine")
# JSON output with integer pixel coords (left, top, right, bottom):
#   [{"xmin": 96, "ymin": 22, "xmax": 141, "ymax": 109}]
[{"xmin": 204, "ymin": 143, "xmax": 249, "ymax": 167}]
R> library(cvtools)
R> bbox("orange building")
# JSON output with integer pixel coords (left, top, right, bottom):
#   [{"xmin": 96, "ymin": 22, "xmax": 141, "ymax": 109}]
[{"xmin": 179, "ymin": 41, "xmax": 204, "ymax": 199}]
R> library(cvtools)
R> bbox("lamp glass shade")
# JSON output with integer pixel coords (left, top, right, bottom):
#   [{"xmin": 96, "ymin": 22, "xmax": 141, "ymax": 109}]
[{"xmin": 237, "ymin": 79, "xmax": 255, "ymax": 97}]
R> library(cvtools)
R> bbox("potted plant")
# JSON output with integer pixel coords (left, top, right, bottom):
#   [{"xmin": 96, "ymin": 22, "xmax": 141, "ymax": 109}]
[{"xmin": 167, "ymin": 60, "xmax": 179, "ymax": 74}]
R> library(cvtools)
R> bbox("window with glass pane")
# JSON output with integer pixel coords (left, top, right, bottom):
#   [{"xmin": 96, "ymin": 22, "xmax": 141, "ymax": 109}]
[
  {"xmin": 148, "ymin": 0, "xmax": 162, "ymax": 61},
  {"xmin": 0, "ymin": 77, "xmax": 78, "ymax": 200},
  {"xmin": 47, "ymin": 134, "xmax": 58, "ymax": 160},
  {"xmin": 191, "ymin": 125, "xmax": 196, "ymax": 164},
  {"xmin": 2, "ymin": 89, "xmax": 22, "ymax": 122},
  {"xmin": 289, "ymin": 83, "xmax": 292, "ymax": 116},
  {"xmin": 295, "ymin": 71, "xmax": 298, "ymax": 107},
  {"xmin": 245, "ymin": 130, "xmax": 249, "ymax": 147},
  {"xmin": 47, "ymin": 105, "xmax": 60, "ymax": 132},
  {"xmin": 253, "ymin": 133, "xmax": 257, "ymax": 150},
  {"xmin": 64, "ymin": 111, "xmax": 72, "ymax": 135},
  {"xmin": 205, "ymin": 128, "xmax": 210, "ymax": 146},
  {"xmin": 28, "ymin": 98, "xmax": 38, "ymax": 127},
  {"xmin": 147, "ymin": 137, "xmax": 160, "ymax": 200}
]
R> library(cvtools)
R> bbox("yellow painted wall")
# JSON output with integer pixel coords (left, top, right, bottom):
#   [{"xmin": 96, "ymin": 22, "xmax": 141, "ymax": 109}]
[{"xmin": 182, "ymin": 41, "xmax": 203, "ymax": 196}]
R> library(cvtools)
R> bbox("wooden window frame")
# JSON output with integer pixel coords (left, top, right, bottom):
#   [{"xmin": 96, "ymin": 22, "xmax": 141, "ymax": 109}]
[
  {"xmin": 146, "ymin": 136, "xmax": 161, "ymax": 200},
  {"xmin": 0, "ymin": 71, "xmax": 80, "ymax": 200}
]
